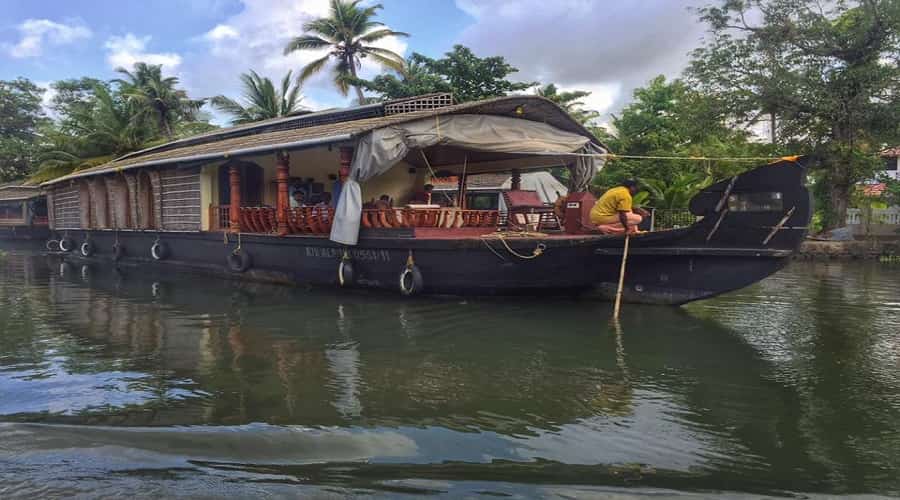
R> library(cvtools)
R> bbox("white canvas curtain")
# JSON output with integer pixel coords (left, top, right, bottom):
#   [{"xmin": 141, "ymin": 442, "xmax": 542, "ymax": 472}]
[{"xmin": 330, "ymin": 114, "xmax": 605, "ymax": 245}]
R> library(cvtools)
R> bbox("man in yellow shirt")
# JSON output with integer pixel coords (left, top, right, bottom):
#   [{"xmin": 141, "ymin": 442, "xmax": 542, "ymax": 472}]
[{"xmin": 590, "ymin": 179, "xmax": 647, "ymax": 234}]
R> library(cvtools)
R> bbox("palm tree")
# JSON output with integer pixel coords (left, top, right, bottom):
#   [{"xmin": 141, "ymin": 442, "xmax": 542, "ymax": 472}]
[
  {"xmin": 211, "ymin": 70, "xmax": 306, "ymax": 125},
  {"xmin": 640, "ymin": 171, "xmax": 712, "ymax": 209},
  {"xmin": 31, "ymin": 85, "xmax": 158, "ymax": 183},
  {"xmin": 535, "ymin": 84, "xmax": 600, "ymax": 125},
  {"xmin": 283, "ymin": 0, "xmax": 408, "ymax": 105},
  {"xmin": 114, "ymin": 62, "xmax": 204, "ymax": 138}
]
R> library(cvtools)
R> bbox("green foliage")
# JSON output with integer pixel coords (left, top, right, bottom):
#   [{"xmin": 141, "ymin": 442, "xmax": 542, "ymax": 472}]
[
  {"xmin": 358, "ymin": 45, "xmax": 535, "ymax": 103},
  {"xmin": 212, "ymin": 70, "xmax": 307, "ymax": 124},
  {"xmin": 640, "ymin": 171, "xmax": 713, "ymax": 209},
  {"xmin": 284, "ymin": 0, "xmax": 408, "ymax": 104},
  {"xmin": 114, "ymin": 62, "xmax": 205, "ymax": 138},
  {"xmin": 0, "ymin": 78, "xmax": 46, "ymax": 181},
  {"xmin": 688, "ymin": 0, "xmax": 900, "ymax": 229},
  {"xmin": 29, "ymin": 64, "xmax": 213, "ymax": 183},
  {"xmin": 592, "ymin": 76, "xmax": 769, "ymax": 194},
  {"xmin": 534, "ymin": 83, "xmax": 600, "ymax": 125}
]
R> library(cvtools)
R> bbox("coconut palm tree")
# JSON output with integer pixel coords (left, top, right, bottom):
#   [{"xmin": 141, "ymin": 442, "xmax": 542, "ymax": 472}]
[
  {"xmin": 31, "ymin": 85, "xmax": 159, "ymax": 183},
  {"xmin": 283, "ymin": 0, "xmax": 408, "ymax": 105},
  {"xmin": 211, "ymin": 70, "xmax": 306, "ymax": 125},
  {"xmin": 535, "ymin": 83, "xmax": 600, "ymax": 125},
  {"xmin": 114, "ymin": 62, "xmax": 204, "ymax": 138}
]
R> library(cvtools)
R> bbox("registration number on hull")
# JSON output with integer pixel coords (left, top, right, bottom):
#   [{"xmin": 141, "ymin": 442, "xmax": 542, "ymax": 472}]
[{"xmin": 305, "ymin": 247, "xmax": 392, "ymax": 262}]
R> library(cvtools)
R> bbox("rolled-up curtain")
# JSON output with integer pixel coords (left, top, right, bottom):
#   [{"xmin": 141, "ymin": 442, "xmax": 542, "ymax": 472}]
[{"xmin": 330, "ymin": 114, "xmax": 605, "ymax": 245}]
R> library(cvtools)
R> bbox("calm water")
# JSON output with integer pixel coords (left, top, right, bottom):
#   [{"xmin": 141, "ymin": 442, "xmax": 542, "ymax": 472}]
[{"xmin": 0, "ymin": 244, "xmax": 898, "ymax": 498}]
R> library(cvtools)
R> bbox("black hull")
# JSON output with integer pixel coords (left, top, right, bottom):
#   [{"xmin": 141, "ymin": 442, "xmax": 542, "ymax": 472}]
[
  {"xmin": 0, "ymin": 225, "xmax": 50, "ymax": 241},
  {"xmin": 46, "ymin": 228, "xmax": 791, "ymax": 306},
  {"xmin": 45, "ymin": 160, "xmax": 812, "ymax": 306}
]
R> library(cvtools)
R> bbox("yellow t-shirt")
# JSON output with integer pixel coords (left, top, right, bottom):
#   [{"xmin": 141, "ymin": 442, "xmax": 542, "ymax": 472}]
[{"xmin": 590, "ymin": 186, "xmax": 633, "ymax": 224}]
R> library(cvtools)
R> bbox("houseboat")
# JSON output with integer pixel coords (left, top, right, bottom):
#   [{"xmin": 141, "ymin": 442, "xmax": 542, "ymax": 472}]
[
  {"xmin": 0, "ymin": 182, "xmax": 49, "ymax": 240},
  {"xmin": 41, "ymin": 94, "xmax": 812, "ymax": 305}
]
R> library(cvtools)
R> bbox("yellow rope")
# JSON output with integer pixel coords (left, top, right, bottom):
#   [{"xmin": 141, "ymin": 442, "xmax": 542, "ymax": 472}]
[{"xmin": 480, "ymin": 232, "xmax": 546, "ymax": 259}]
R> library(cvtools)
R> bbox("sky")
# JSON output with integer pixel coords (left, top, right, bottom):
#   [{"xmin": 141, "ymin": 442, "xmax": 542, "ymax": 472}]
[{"xmin": 0, "ymin": 0, "xmax": 708, "ymax": 125}]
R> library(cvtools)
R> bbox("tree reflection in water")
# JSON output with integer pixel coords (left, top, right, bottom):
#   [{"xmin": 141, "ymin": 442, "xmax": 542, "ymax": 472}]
[{"xmin": 0, "ymin": 249, "xmax": 897, "ymax": 495}]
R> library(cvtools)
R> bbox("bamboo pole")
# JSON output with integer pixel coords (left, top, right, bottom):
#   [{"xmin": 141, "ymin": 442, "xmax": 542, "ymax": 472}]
[{"xmin": 612, "ymin": 234, "xmax": 630, "ymax": 320}]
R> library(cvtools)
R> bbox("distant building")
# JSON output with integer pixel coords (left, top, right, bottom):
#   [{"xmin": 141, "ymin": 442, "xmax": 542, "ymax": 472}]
[{"xmin": 880, "ymin": 147, "xmax": 900, "ymax": 180}]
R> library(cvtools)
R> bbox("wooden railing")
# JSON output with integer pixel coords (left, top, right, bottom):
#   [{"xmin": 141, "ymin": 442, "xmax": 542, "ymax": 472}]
[
  {"xmin": 287, "ymin": 207, "xmax": 334, "ymax": 234},
  {"xmin": 209, "ymin": 205, "xmax": 333, "ymax": 235},
  {"xmin": 361, "ymin": 208, "xmax": 499, "ymax": 229},
  {"xmin": 209, "ymin": 206, "xmax": 498, "ymax": 234}
]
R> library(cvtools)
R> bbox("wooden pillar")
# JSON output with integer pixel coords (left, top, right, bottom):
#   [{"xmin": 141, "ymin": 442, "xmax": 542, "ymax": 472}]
[
  {"xmin": 276, "ymin": 151, "xmax": 290, "ymax": 235},
  {"xmin": 457, "ymin": 173, "xmax": 467, "ymax": 209},
  {"xmin": 511, "ymin": 169, "xmax": 522, "ymax": 191},
  {"xmin": 229, "ymin": 164, "xmax": 241, "ymax": 232}
]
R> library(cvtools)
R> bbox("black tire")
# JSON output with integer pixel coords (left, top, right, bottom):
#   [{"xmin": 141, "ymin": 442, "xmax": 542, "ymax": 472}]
[
  {"xmin": 112, "ymin": 242, "xmax": 125, "ymax": 262},
  {"xmin": 227, "ymin": 251, "xmax": 252, "ymax": 273},
  {"xmin": 399, "ymin": 265, "xmax": 424, "ymax": 296},
  {"xmin": 151, "ymin": 241, "xmax": 169, "ymax": 260},
  {"xmin": 46, "ymin": 240, "xmax": 60, "ymax": 252},
  {"xmin": 59, "ymin": 237, "xmax": 75, "ymax": 253},
  {"xmin": 338, "ymin": 259, "xmax": 355, "ymax": 287},
  {"xmin": 80, "ymin": 241, "xmax": 94, "ymax": 257}
]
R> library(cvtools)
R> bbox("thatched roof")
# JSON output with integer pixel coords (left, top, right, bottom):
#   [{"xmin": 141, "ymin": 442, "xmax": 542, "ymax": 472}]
[
  {"xmin": 42, "ymin": 95, "xmax": 604, "ymax": 187},
  {"xmin": 0, "ymin": 181, "xmax": 42, "ymax": 202}
]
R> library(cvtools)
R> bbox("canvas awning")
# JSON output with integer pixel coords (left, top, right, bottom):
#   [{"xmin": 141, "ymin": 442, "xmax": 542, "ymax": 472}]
[{"xmin": 331, "ymin": 114, "xmax": 605, "ymax": 245}]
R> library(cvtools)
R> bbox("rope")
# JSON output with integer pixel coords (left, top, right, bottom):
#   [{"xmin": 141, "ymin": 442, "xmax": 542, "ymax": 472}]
[
  {"xmin": 480, "ymin": 233, "xmax": 546, "ymax": 259},
  {"xmin": 419, "ymin": 150, "xmax": 455, "ymax": 205},
  {"xmin": 232, "ymin": 232, "xmax": 242, "ymax": 255},
  {"xmin": 490, "ymin": 151, "xmax": 801, "ymax": 163}
]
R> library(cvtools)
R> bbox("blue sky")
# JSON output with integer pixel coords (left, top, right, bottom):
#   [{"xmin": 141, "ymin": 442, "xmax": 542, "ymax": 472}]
[{"xmin": 1, "ymin": 0, "xmax": 704, "ymax": 124}]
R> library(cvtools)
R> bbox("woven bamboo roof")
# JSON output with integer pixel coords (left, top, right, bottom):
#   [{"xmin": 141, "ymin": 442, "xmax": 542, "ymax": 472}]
[
  {"xmin": 42, "ymin": 95, "xmax": 604, "ymax": 187},
  {"xmin": 0, "ymin": 181, "xmax": 42, "ymax": 202}
]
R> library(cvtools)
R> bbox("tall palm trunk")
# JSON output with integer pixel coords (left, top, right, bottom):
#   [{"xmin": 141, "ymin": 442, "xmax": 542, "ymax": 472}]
[
  {"xmin": 347, "ymin": 56, "xmax": 365, "ymax": 105},
  {"xmin": 156, "ymin": 104, "xmax": 173, "ymax": 138}
]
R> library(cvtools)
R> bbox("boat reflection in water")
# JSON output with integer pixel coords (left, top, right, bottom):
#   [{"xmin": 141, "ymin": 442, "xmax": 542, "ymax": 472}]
[{"xmin": 0, "ymin": 250, "xmax": 897, "ymax": 496}]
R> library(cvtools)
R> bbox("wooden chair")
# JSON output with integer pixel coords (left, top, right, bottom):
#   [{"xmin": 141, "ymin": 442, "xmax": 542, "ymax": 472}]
[{"xmin": 502, "ymin": 190, "xmax": 558, "ymax": 231}]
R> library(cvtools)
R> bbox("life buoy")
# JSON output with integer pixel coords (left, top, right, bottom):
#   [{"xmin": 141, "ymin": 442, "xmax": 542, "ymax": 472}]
[
  {"xmin": 338, "ymin": 258, "xmax": 355, "ymax": 287},
  {"xmin": 151, "ymin": 241, "xmax": 169, "ymax": 260},
  {"xmin": 112, "ymin": 242, "xmax": 125, "ymax": 261},
  {"xmin": 227, "ymin": 250, "xmax": 252, "ymax": 273},
  {"xmin": 80, "ymin": 240, "xmax": 94, "ymax": 257},
  {"xmin": 399, "ymin": 264, "xmax": 424, "ymax": 296},
  {"xmin": 59, "ymin": 237, "xmax": 75, "ymax": 252}
]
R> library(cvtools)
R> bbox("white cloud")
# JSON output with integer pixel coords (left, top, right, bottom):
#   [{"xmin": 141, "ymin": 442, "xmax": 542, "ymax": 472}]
[
  {"xmin": 455, "ymin": 0, "xmax": 706, "ymax": 116},
  {"xmin": 104, "ymin": 33, "xmax": 182, "ymax": 70},
  {"xmin": 203, "ymin": 24, "xmax": 240, "ymax": 42},
  {"xmin": 5, "ymin": 18, "xmax": 91, "ymax": 58}
]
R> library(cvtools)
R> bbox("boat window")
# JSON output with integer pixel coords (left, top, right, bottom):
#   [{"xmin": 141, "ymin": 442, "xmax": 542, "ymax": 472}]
[
  {"xmin": 466, "ymin": 192, "xmax": 499, "ymax": 210},
  {"xmin": 727, "ymin": 192, "xmax": 783, "ymax": 212}
]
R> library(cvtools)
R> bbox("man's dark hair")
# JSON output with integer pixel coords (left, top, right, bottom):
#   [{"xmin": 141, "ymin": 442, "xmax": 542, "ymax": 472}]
[{"xmin": 621, "ymin": 179, "xmax": 639, "ymax": 189}]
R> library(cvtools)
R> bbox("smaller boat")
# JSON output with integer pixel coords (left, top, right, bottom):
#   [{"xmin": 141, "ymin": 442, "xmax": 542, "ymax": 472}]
[{"xmin": 0, "ymin": 182, "xmax": 49, "ymax": 241}]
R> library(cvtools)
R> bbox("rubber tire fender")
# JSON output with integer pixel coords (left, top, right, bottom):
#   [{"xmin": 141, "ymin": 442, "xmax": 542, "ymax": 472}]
[
  {"xmin": 151, "ymin": 241, "xmax": 169, "ymax": 260},
  {"xmin": 338, "ymin": 259, "xmax": 355, "ymax": 287},
  {"xmin": 59, "ymin": 237, "xmax": 75, "ymax": 253},
  {"xmin": 80, "ymin": 240, "xmax": 94, "ymax": 257},
  {"xmin": 399, "ymin": 264, "xmax": 424, "ymax": 296},
  {"xmin": 227, "ymin": 250, "xmax": 252, "ymax": 273},
  {"xmin": 46, "ymin": 239, "xmax": 60, "ymax": 252},
  {"xmin": 112, "ymin": 242, "xmax": 125, "ymax": 262}
]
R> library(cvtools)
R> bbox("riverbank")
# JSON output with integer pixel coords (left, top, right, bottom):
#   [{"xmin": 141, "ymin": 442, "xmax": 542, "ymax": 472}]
[{"xmin": 796, "ymin": 239, "xmax": 899, "ymax": 260}]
